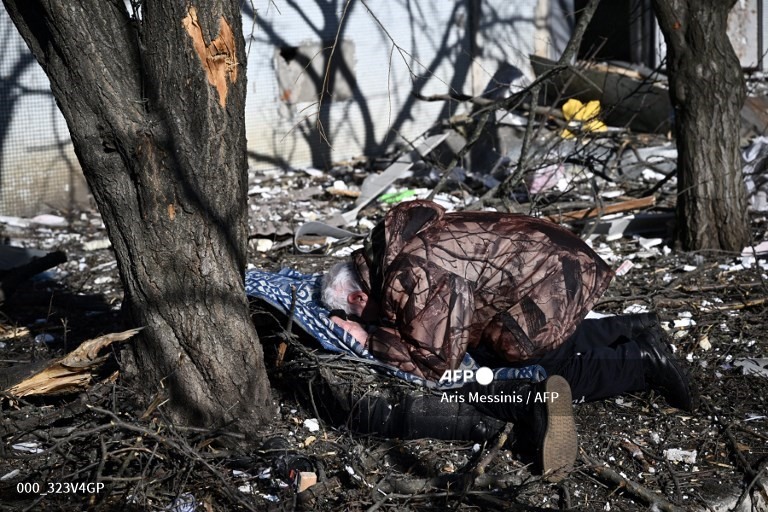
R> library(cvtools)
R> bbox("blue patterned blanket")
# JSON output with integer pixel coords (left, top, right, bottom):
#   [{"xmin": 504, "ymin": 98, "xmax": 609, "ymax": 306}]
[{"xmin": 245, "ymin": 268, "xmax": 546, "ymax": 388}]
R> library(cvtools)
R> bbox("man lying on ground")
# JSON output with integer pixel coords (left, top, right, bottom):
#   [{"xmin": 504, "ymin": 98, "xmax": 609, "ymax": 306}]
[{"xmin": 321, "ymin": 199, "xmax": 696, "ymax": 480}]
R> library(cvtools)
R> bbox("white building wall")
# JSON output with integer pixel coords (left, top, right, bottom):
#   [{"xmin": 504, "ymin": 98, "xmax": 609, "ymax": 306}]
[
  {"xmin": 0, "ymin": 1, "xmax": 552, "ymax": 216},
  {"xmin": 244, "ymin": 0, "xmax": 546, "ymax": 171},
  {"xmin": 0, "ymin": 13, "xmax": 88, "ymax": 217}
]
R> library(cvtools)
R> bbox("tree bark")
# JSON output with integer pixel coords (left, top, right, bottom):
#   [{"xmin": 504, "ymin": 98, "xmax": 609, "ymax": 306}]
[
  {"xmin": 651, "ymin": 0, "xmax": 750, "ymax": 251},
  {"xmin": 2, "ymin": 0, "xmax": 271, "ymax": 427}
]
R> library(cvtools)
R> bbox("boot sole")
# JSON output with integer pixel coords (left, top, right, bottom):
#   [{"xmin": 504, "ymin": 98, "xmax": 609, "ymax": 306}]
[{"xmin": 540, "ymin": 375, "xmax": 578, "ymax": 482}]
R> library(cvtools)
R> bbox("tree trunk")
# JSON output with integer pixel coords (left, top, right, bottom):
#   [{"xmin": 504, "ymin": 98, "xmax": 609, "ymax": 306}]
[
  {"xmin": 3, "ymin": 0, "xmax": 271, "ymax": 428},
  {"xmin": 651, "ymin": 0, "xmax": 749, "ymax": 251}
]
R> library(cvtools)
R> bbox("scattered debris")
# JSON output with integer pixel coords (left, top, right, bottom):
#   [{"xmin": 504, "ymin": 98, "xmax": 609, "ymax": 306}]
[
  {"xmin": 742, "ymin": 136, "xmax": 768, "ymax": 211},
  {"xmin": 322, "ymin": 133, "xmax": 447, "ymax": 227},
  {"xmin": 82, "ymin": 238, "xmax": 112, "ymax": 251},
  {"xmin": 530, "ymin": 55, "xmax": 673, "ymax": 134},
  {"xmin": 295, "ymin": 471, "xmax": 318, "ymax": 493},
  {"xmin": 165, "ymin": 493, "xmax": 197, "ymax": 512},
  {"xmin": 733, "ymin": 358, "xmax": 768, "ymax": 378},
  {"xmin": 302, "ymin": 418, "xmax": 320, "ymax": 433},
  {"xmin": 1, "ymin": 56, "xmax": 767, "ymax": 512},
  {"xmin": 663, "ymin": 448, "xmax": 698, "ymax": 465},
  {"xmin": 11, "ymin": 441, "xmax": 44, "ymax": 454}
]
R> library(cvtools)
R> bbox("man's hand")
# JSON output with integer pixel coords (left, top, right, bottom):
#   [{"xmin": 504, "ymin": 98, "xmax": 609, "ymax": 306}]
[{"xmin": 330, "ymin": 316, "xmax": 369, "ymax": 346}]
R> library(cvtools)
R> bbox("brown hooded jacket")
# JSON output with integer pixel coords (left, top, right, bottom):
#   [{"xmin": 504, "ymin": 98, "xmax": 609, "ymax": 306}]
[{"xmin": 352, "ymin": 200, "xmax": 614, "ymax": 381}]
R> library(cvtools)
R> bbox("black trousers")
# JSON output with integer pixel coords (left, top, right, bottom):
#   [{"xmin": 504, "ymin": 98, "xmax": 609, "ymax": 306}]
[
  {"xmin": 322, "ymin": 314, "xmax": 661, "ymax": 440},
  {"xmin": 472, "ymin": 313, "xmax": 660, "ymax": 403}
]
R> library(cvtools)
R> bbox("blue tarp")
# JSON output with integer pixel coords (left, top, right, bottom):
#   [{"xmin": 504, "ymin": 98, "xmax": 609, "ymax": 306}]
[{"xmin": 245, "ymin": 268, "xmax": 546, "ymax": 388}]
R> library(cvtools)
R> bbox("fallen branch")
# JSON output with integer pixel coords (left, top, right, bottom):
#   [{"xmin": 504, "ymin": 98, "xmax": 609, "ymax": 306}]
[
  {"xmin": 723, "ymin": 423, "xmax": 759, "ymax": 481},
  {"xmin": 294, "ymin": 476, "xmax": 342, "ymax": 508},
  {"xmin": 654, "ymin": 296, "xmax": 768, "ymax": 311},
  {"xmin": 581, "ymin": 453, "xmax": 686, "ymax": 512},
  {"xmin": 620, "ymin": 439, "xmax": 651, "ymax": 472},
  {"xmin": 87, "ymin": 405, "xmax": 262, "ymax": 512},
  {"xmin": 472, "ymin": 423, "xmax": 514, "ymax": 478},
  {"xmin": 679, "ymin": 282, "xmax": 765, "ymax": 293},
  {"xmin": 732, "ymin": 464, "xmax": 768, "ymax": 512},
  {"xmin": 327, "ymin": 187, "xmax": 361, "ymax": 198},
  {"xmin": 376, "ymin": 472, "xmax": 523, "ymax": 495},
  {"xmin": 544, "ymin": 196, "xmax": 656, "ymax": 223},
  {"xmin": 0, "ymin": 326, "xmax": 31, "ymax": 342},
  {"xmin": 4, "ymin": 328, "xmax": 142, "ymax": 397},
  {"xmin": 709, "ymin": 297, "xmax": 768, "ymax": 311},
  {"xmin": 454, "ymin": 422, "xmax": 515, "ymax": 503}
]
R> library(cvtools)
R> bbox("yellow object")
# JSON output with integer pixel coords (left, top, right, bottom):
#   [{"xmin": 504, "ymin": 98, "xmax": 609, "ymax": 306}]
[{"xmin": 561, "ymin": 99, "xmax": 607, "ymax": 138}]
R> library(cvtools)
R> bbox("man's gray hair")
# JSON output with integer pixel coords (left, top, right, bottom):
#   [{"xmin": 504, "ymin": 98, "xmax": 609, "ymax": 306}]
[{"xmin": 321, "ymin": 261, "xmax": 363, "ymax": 314}]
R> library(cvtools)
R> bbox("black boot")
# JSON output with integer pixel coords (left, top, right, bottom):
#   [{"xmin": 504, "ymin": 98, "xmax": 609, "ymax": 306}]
[
  {"xmin": 635, "ymin": 329, "xmax": 698, "ymax": 411},
  {"xmin": 627, "ymin": 312, "xmax": 662, "ymax": 337},
  {"xmin": 345, "ymin": 390, "xmax": 507, "ymax": 442},
  {"xmin": 401, "ymin": 393, "xmax": 506, "ymax": 442},
  {"xmin": 459, "ymin": 376, "xmax": 578, "ymax": 481}
]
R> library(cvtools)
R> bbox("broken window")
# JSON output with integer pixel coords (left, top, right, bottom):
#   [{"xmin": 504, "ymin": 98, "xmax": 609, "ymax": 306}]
[
  {"xmin": 574, "ymin": 0, "xmax": 657, "ymax": 67},
  {"xmin": 275, "ymin": 40, "xmax": 356, "ymax": 104}
]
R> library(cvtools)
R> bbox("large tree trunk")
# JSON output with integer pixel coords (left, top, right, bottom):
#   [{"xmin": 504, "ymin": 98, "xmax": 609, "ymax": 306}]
[
  {"xmin": 651, "ymin": 0, "xmax": 749, "ymax": 251},
  {"xmin": 3, "ymin": 0, "xmax": 271, "ymax": 428}
]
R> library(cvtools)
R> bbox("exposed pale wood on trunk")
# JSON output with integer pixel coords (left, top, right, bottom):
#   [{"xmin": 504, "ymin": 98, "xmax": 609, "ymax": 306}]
[{"xmin": 2, "ymin": 0, "xmax": 271, "ymax": 428}]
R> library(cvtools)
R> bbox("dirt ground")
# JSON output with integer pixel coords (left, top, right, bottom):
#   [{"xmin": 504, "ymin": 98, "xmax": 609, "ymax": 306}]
[{"xmin": 1, "ymin": 147, "xmax": 768, "ymax": 511}]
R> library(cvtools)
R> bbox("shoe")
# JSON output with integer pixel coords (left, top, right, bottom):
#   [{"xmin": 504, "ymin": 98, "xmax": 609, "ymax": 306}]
[
  {"xmin": 635, "ymin": 330, "xmax": 697, "ymax": 411},
  {"xmin": 532, "ymin": 375, "xmax": 578, "ymax": 482},
  {"xmin": 459, "ymin": 377, "xmax": 578, "ymax": 481}
]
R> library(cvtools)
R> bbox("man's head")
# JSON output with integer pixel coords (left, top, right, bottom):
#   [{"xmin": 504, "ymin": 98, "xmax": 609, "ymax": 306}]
[{"xmin": 321, "ymin": 262, "xmax": 369, "ymax": 317}]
